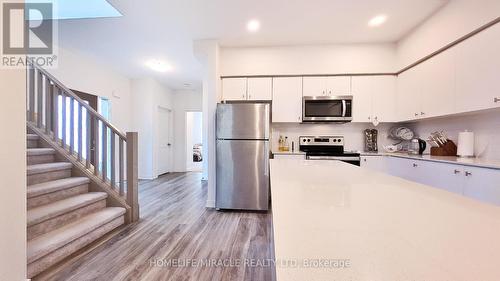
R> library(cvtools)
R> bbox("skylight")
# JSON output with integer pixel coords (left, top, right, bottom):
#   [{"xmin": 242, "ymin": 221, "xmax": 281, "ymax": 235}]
[{"xmin": 27, "ymin": 0, "xmax": 122, "ymax": 20}]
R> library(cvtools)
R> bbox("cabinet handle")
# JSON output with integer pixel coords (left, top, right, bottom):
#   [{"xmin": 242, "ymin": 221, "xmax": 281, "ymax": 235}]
[
  {"xmin": 368, "ymin": 116, "xmax": 371, "ymax": 120},
  {"xmin": 414, "ymin": 113, "xmax": 419, "ymax": 117},
  {"xmin": 413, "ymin": 163, "xmax": 418, "ymax": 167},
  {"xmin": 465, "ymin": 171, "xmax": 472, "ymax": 177},
  {"xmin": 248, "ymin": 94, "xmax": 252, "ymax": 99},
  {"xmin": 421, "ymin": 112, "xmax": 425, "ymax": 115},
  {"xmin": 454, "ymin": 169, "xmax": 461, "ymax": 174},
  {"xmin": 322, "ymin": 90, "xmax": 326, "ymax": 95},
  {"xmin": 495, "ymin": 97, "xmax": 500, "ymax": 103},
  {"xmin": 328, "ymin": 90, "xmax": 332, "ymax": 95},
  {"xmin": 243, "ymin": 94, "xmax": 246, "ymax": 98}
]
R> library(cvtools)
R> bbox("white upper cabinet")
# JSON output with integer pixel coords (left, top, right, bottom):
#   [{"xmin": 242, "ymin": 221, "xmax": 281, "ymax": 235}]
[
  {"xmin": 303, "ymin": 76, "xmax": 351, "ymax": 97},
  {"xmin": 272, "ymin": 77, "xmax": 303, "ymax": 123},
  {"xmin": 247, "ymin": 78, "xmax": 272, "ymax": 100},
  {"xmin": 222, "ymin": 78, "xmax": 247, "ymax": 101},
  {"xmin": 352, "ymin": 76, "xmax": 396, "ymax": 123},
  {"xmin": 456, "ymin": 23, "xmax": 500, "ymax": 113},
  {"xmin": 420, "ymin": 48, "xmax": 457, "ymax": 118}
]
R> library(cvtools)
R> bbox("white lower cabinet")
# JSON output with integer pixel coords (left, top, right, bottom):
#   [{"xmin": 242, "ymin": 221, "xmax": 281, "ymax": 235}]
[
  {"xmin": 360, "ymin": 156, "xmax": 388, "ymax": 173},
  {"xmin": 385, "ymin": 157, "xmax": 500, "ymax": 205}
]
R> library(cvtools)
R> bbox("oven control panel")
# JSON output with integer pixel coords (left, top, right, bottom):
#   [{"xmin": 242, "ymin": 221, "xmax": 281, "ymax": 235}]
[{"xmin": 299, "ymin": 136, "xmax": 344, "ymax": 146}]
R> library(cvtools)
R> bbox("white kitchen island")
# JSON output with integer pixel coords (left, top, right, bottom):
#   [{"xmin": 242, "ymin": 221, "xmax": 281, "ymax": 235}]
[{"xmin": 270, "ymin": 158, "xmax": 500, "ymax": 281}]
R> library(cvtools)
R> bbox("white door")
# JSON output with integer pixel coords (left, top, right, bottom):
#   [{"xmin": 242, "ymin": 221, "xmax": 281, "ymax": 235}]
[
  {"xmin": 371, "ymin": 76, "xmax": 396, "ymax": 122},
  {"xmin": 326, "ymin": 76, "xmax": 351, "ymax": 96},
  {"xmin": 396, "ymin": 66, "xmax": 422, "ymax": 121},
  {"xmin": 158, "ymin": 107, "xmax": 172, "ymax": 175},
  {"xmin": 222, "ymin": 78, "xmax": 247, "ymax": 101},
  {"xmin": 247, "ymin": 78, "xmax": 272, "ymax": 100},
  {"xmin": 420, "ymin": 48, "xmax": 457, "ymax": 118},
  {"xmin": 272, "ymin": 77, "xmax": 303, "ymax": 123},
  {"xmin": 303, "ymin": 76, "xmax": 327, "ymax": 97},
  {"xmin": 456, "ymin": 23, "xmax": 500, "ymax": 113}
]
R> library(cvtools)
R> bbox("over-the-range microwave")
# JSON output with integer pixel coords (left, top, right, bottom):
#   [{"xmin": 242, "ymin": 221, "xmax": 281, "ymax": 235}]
[{"xmin": 302, "ymin": 95, "xmax": 353, "ymax": 123}]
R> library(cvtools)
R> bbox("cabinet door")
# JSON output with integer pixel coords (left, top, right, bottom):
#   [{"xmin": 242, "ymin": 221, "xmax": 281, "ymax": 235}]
[
  {"xmin": 420, "ymin": 48, "xmax": 457, "ymax": 118},
  {"xmin": 360, "ymin": 156, "xmax": 387, "ymax": 173},
  {"xmin": 303, "ymin": 77, "xmax": 327, "ymax": 97},
  {"xmin": 463, "ymin": 166, "xmax": 500, "ymax": 206},
  {"xmin": 387, "ymin": 157, "xmax": 415, "ymax": 179},
  {"xmin": 272, "ymin": 77, "xmax": 303, "ymax": 123},
  {"xmin": 418, "ymin": 161, "xmax": 464, "ymax": 194},
  {"xmin": 396, "ymin": 67, "xmax": 422, "ymax": 121},
  {"xmin": 370, "ymin": 76, "xmax": 396, "ymax": 122},
  {"xmin": 326, "ymin": 76, "xmax": 351, "ymax": 96},
  {"xmin": 456, "ymin": 23, "xmax": 500, "ymax": 113},
  {"xmin": 351, "ymin": 77, "xmax": 373, "ymax": 123},
  {"xmin": 222, "ymin": 78, "xmax": 247, "ymax": 101},
  {"xmin": 247, "ymin": 78, "xmax": 272, "ymax": 101}
]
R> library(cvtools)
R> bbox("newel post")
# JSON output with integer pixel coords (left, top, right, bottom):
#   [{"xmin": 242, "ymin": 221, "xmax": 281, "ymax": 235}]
[{"xmin": 126, "ymin": 132, "xmax": 139, "ymax": 222}]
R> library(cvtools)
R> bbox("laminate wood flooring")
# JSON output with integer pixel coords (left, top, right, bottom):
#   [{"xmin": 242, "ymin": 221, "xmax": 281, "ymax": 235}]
[{"xmin": 34, "ymin": 172, "xmax": 275, "ymax": 281}]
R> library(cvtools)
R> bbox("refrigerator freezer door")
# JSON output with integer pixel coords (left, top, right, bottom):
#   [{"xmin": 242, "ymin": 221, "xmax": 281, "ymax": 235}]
[
  {"xmin": 216, "ymin": 103, "xmax": 270, "ymax": 140},
  {"xmin": 216, "ymin": 139, "xmax": 269, "ymax": 210}
]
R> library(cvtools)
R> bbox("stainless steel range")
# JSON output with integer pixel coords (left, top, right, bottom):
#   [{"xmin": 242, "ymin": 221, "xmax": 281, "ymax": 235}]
[{"xmin": 299, "ymin": 136, "xmax": 361, "ymax": 166}]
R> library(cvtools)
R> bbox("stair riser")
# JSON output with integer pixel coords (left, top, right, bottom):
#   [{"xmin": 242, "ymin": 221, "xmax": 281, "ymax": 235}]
[
  {"xmin": 28, "ymin": 169, "xmax": 71, "ymax": 185},
  {"xmin": 27, "ymin": 216, "xmax": 124, "ymax": 279},
  {"xmin": 28, "ymin": 154, "xmax": 56, "ymax": 165},
  {"xmin": 28, "ymin": 140, "xmax": 39, "ymax": 148},
  {"xmin": 28, "ymin": 200, "xmax": 107, "ymax": 240},
  {"xmin": 28, "ymin": 184, "xmax": 89, "ymax": 209}
]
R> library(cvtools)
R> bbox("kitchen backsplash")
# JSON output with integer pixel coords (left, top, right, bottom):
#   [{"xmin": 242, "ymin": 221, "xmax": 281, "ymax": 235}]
[
  {"xmin": 271, "ymin": 122, "xmax": 395, "ymax": 153},
  {"xmin": 408, "ymin": 109, "xmax": 500, "ymax": 160}
]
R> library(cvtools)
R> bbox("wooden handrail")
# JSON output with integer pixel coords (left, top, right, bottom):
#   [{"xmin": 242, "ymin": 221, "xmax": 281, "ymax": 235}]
[{"xmin": 26, "ymin": 60, "xmax": 139, "ymax": 223}]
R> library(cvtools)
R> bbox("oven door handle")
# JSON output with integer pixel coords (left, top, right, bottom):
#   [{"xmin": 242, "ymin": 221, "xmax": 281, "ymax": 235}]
[
  {"xmin": 307, "ymin": 155, "xmax": 360, "ymax": 161},
  {"xmin": 342, "ymin": 100, "xmax": 347, "ymax": 117}
]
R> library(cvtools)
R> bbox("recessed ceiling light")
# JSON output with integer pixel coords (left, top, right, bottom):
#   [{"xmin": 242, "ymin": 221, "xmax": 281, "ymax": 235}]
[
  {"xmin": 145, "ymin": 60, "xmax": 173, "ymax": 72},
  {"xmin": 247, "ymin": 19, "xmax": 261, "ymax": 32},
  {"xmin": 368, "ymin": 14, "xmax": 387, "ymax": 27}
]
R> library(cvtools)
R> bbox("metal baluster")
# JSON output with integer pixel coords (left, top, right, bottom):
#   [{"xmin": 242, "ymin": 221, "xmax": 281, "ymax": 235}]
[
  {"xmin": 111, "ymin": 132, "xmax": 116, "ymax": 188},
  {"xmin": 119, "ymin": 138, "xmax": 125, "ymax": 196},
  {"xmin": 78, "ymin": 104, "xmax": 83, "ymax": 161},
  {"xmin": 86, "ymin": 113, "xmax": 91, "ymax": 169},
  {"xmin": 61, "ymin": 92, "xmax": 66, "ymax": 148},
  {"xmin": 52, "ymin": 86, "xmax": 59, "ymax": 141},
  {"xmin": 28, "ymin": 66, "xmax": 35, "ymax": 122},
  {"xmin": 102, "ymin": 126, "xmax": 108, "ymax": 181},
  {"xmin": 94, "ymin": 117, "xmax": 100, "ymax": 176},
  {"xmin": 37, "ymin": 71, "xmax": 43, "ymax": 128},
  {"xmin": 69, "ymin": 96, "xmax": 75, "ymax": 154}
]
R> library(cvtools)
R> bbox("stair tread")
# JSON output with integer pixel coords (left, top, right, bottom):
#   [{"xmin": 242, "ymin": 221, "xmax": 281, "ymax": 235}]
[
  {"xmin": 27, "ymin": 192, "xmax": 107, "ymax": 226},
  {"xmin": 27, "ymin": 207, "xmax": 126, "ymax": 263},
  {"xmin": 27, "ymin": 134, "xmax": 39, "ymax": 140},
  {"xmin": 27, "ymin": 162, "xmax": 72, "ymax": 175},
  {"xmin": 28, "ymin": 177, "xmax": 90, "ymax": 198},
  {"xmin": 27, "ymin": 148, "xmax": 56, "ymax": 156}
]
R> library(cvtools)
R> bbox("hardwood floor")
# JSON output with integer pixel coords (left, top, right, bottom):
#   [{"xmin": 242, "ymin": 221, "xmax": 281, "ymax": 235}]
[{"xmin": 34, "ymin": 172, "xmax": 275, "ymax": 281}]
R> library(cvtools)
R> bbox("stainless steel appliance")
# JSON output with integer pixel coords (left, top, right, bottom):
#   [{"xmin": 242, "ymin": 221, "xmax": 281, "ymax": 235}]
[
  {"xmin": 216, "ymin": 103, "xmax": 270, "ymax": 211},
  {"xmin": 409, "ymin": 138, "xmax": 426, "ymax": 155},
  {"xmin": 302, "ymin": 96, "xmax": 353, "ymax": 122},
  {"xmin": 300, "ymin": 136, "xmax": 361, "ymax": 166},
  {"xmin": 364, "ymin": 129, "xmax": 378, "ymax": 152}
]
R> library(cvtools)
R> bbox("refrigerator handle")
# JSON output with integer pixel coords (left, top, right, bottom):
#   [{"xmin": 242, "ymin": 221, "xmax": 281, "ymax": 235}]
[{"xmin": 264, "ymin": 143, "xmax": 269, "ymax": 176}]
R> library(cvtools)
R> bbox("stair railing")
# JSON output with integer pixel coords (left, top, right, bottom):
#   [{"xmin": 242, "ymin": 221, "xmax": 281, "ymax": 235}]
[{"xmin": 26, "ymin": 60, "xmax": 139, "ymax": 222}]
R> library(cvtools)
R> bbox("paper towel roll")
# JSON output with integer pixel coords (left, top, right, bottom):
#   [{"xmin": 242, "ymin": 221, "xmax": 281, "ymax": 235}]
[{"xmin": 457, "ymin": 131, "xmax": 474, "ymax": 157}]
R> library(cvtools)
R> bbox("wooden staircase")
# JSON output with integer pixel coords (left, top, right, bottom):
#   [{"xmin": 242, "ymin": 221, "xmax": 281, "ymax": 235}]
[{"xmin": 25, "ymin": 61, "xmax": 139, "ymax": 279}]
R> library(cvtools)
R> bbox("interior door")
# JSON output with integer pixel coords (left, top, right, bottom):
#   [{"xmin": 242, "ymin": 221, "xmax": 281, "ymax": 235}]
[{"xmin": 158, "ymin": 107, "xmax": 172, "ymax": 175}]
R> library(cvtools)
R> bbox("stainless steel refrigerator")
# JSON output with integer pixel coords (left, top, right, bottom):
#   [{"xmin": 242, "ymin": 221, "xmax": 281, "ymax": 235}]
[{"xmin": 216, "ymin": 103, "xmax": 270, "ymax": 211}]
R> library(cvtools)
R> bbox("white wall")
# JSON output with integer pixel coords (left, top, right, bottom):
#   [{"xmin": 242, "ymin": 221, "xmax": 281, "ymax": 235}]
[
  {"xmin": 131, "ymin": 78, "xmax": 174, "ymax": 179},
  {"xmin": 221, "ymin": 43, "xmax": 398, "ymax": 76},
  {"xmin": 0, "ymin": 68, "xmax": 27, "ymax": 280},
  {"xmin": 48, "ymin": 46, "xmax": 133, "ymax": 132},
  {"xmin": 397, "ymin": 0, "xmax": 500, "ymax": 69},
  {"xmin": 172, "ymin": 90, "xmax": 203, "ymax": 172},
  {"xmin": 409, "ymin": 110, "xmax": 500, "ymax": 160}
]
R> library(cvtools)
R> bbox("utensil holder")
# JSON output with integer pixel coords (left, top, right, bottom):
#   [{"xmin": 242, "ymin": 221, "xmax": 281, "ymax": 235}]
[{"xmin": 430, "ymin": 140, "xmax": 457, "ymax": 156}]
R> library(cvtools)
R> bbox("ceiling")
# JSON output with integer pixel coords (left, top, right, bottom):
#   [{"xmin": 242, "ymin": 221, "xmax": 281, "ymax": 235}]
[{"xmin": 57, "ymin": 0, "xmax": 448, "ymax": 90}]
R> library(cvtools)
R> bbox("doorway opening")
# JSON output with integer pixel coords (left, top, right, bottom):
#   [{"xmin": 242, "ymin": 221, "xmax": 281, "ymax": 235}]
[
  {"xmin": 158, "ymin": 106, "xmax": 173, "ymax": 176},
  {"xmin": 186, "ymin": 111, "xmax": 203, "ymax": 172}
]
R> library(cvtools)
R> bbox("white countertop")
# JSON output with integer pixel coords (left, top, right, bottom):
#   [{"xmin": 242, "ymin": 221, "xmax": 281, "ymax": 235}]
[
  {"xmin": 270, "ymin": 158, "xmax": 500, "ymax": 281},
  {"xmin": 360, "ymin": 152, "xmax": 500, "ymax": 170}
]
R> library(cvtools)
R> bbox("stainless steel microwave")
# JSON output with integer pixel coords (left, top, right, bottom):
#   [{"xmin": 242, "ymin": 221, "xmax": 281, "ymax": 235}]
[{"xmin": 302, "ymin": 96, "xmax": 353, "ymax": 122}]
